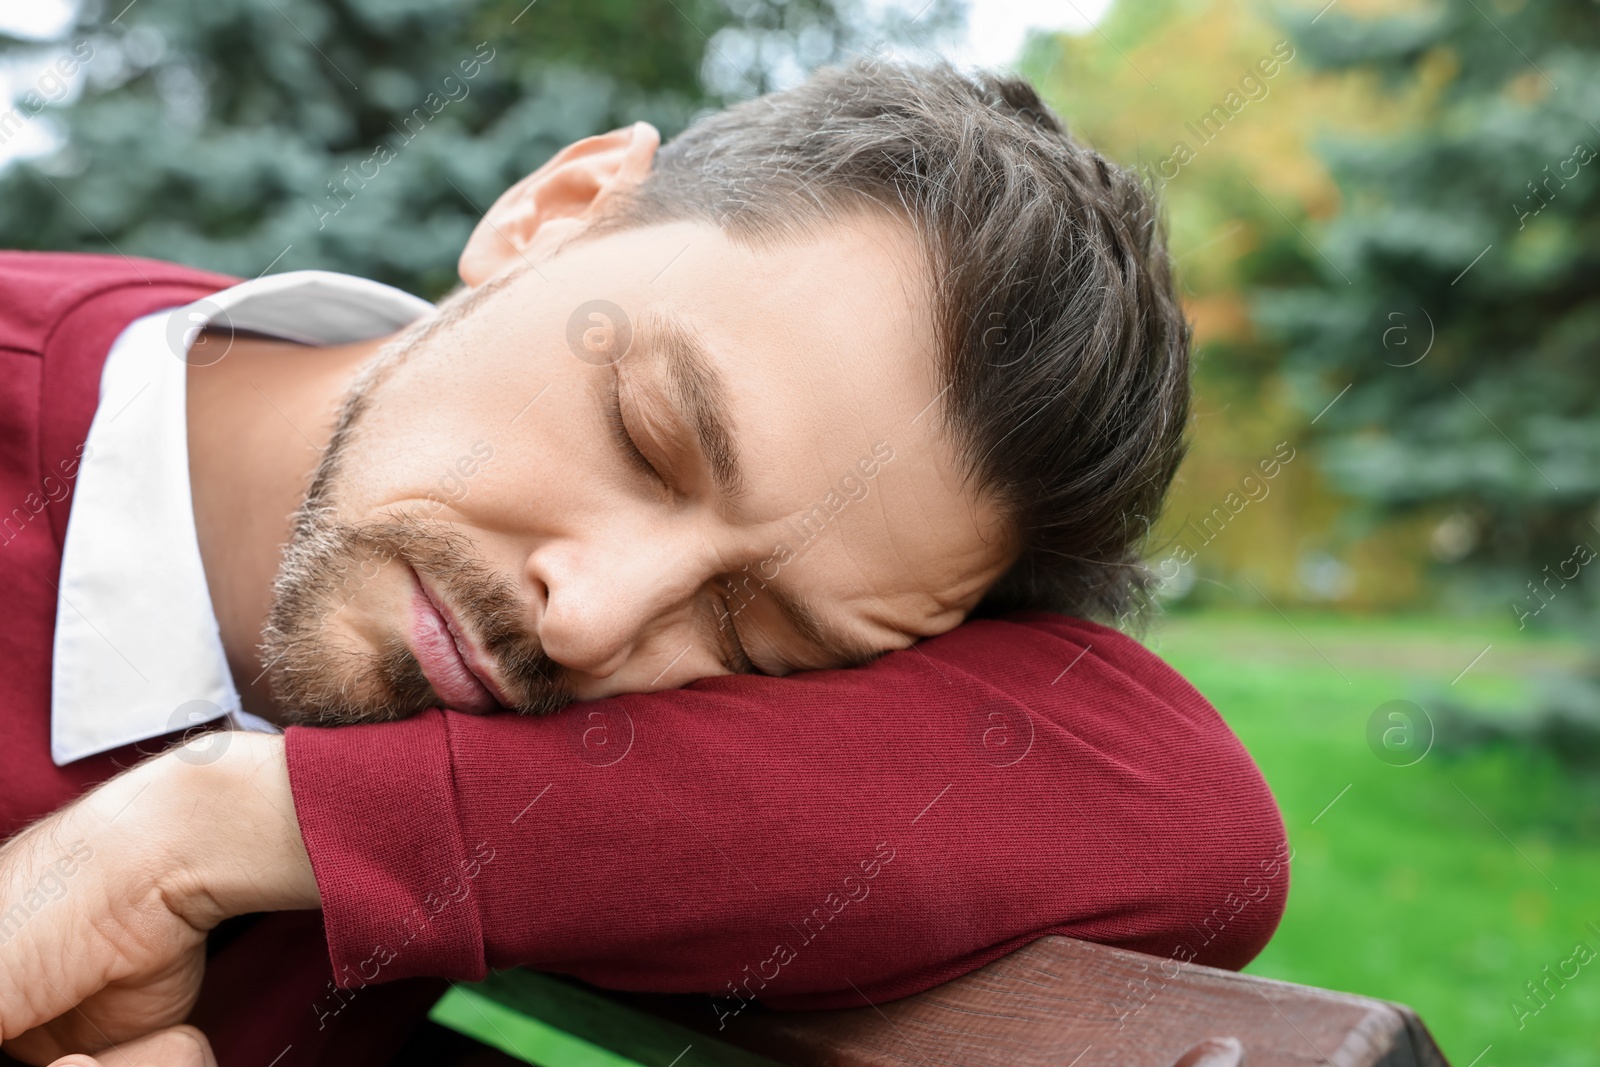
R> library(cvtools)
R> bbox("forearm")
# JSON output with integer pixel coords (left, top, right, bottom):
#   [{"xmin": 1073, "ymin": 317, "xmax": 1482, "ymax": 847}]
[{"xmin": 284, "ymin": 612, "xmax": 1284, "ymax": 1005}]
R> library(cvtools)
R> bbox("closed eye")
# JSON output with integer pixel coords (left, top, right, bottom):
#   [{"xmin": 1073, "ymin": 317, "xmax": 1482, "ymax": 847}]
[
  {"xmin": 606, "ymin": 373, "xmax": 663, "ymax": 484},
  {"xmin": 715, "ymin": 586, "xmax": 759, "ymax": 675}
]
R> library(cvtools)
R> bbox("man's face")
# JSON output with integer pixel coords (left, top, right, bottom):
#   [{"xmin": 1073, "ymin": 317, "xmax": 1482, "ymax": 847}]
[{"xmin": 265, "ymin": 212, "xmax": 1014, "ymax": 724}]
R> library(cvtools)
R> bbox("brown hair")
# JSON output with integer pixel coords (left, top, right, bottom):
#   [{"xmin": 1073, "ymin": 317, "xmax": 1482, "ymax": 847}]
[{"xmin": 596, "ymin": 58, "xmax": 1190, "ymax": 625}]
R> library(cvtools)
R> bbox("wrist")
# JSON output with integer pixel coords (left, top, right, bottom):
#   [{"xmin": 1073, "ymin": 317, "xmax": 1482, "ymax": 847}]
[{"xmin": 149, "ymin": 731, "xmax": 322, "ymax": 927}]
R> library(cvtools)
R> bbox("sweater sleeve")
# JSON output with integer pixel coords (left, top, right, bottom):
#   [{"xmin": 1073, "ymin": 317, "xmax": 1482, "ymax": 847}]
[{"xmin": 284, "ymin": 612, "xmax": 1287, "ymax": 1009}]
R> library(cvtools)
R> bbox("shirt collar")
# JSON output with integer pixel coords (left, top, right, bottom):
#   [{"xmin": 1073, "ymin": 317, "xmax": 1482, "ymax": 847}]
[{"xmin": 51, "ymin": 270, "xmax": 433, "ymax": 765}]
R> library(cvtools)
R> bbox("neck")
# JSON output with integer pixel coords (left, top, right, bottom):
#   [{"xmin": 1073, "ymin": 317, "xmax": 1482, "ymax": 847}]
[{"xmin": 186, "ymin": 329, "xmax": 386, "ymax": 719}]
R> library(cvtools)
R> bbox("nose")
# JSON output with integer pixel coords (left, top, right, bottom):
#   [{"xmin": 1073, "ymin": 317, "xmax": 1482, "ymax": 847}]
[{"xmin": 524, "ymin": 527, "xmax": 712, "ymax": 680}]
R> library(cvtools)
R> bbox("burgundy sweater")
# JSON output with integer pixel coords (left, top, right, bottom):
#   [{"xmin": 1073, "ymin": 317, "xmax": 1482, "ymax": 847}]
[{"xmin": 0, "ymin": 251, "xmax": 1287, "ymax": 1065}]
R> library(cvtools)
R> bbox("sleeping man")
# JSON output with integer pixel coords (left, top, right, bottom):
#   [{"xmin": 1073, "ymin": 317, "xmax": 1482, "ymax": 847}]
[{"xmin": 0, "ymin": 60, "xmax": 1286, "ymax": 1067}]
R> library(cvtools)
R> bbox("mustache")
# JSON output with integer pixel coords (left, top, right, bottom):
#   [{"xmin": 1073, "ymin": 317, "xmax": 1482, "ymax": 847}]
[
  {"xmin": 367, "ymin": 517, "xmax": 567, "ymax": 715},
  {"xmin": 266, "ymin": 513, "xmax": 569, "ymax": 726}
]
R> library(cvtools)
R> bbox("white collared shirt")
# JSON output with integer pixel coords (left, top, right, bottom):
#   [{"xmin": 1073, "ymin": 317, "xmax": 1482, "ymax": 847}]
[{"xmin": 51, "ymin": 270, "xmax": 434, "ymax": 766}]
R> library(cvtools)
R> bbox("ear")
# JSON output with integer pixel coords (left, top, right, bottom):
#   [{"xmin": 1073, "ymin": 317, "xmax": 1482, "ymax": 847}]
[{"xmin": 458, "ymin": 121, "xmax": 661, "ymax": 287}]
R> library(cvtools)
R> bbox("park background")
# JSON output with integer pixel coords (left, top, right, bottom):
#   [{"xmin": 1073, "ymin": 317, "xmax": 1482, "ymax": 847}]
[{"xmin": 0, "ymin": 0, "xmax": 1595, "ymax": 1063}]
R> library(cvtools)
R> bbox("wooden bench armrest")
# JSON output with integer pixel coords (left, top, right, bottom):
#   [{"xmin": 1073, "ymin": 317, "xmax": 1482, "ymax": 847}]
[{"xmin": 464, "ymin": 936, "xmax": 1451, "ymax": 1067}]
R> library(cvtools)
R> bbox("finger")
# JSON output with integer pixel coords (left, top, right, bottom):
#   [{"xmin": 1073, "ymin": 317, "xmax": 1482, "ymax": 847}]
[{"xmin": 45, "ymin": 1026, "xmax": 216, "ymax": 1067}]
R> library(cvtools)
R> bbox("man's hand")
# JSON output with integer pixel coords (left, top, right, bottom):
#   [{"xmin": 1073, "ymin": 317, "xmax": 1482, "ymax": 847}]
[
  {"xmin": 43, "ymin": 1026, "xmax": 216, "ymax": 1067},
  {"xmin": 0, "ymin": 732, "xmax": 319, "ymax": 1063}
]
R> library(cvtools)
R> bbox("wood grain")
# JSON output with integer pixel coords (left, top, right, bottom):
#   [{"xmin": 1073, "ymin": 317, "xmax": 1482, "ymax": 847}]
[
  {"xmin": 684, "ymin": 936, "xmax": 1453, "ymax": 1066},
  {"xmin": 470, "ymin": 936, "xmax": 1453, "ymax": 1067}
]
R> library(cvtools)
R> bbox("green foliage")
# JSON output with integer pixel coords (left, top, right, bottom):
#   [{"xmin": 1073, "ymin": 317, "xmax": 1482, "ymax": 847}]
[
  {"xmin": 1256, "ymin": 1, "xmax": 1600, "ymax": 620},
  {"xmin": 0, "ymin": 0, "xmax": 952, "ymax": 296}
]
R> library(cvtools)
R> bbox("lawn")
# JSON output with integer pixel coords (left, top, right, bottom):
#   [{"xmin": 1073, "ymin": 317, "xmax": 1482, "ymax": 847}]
[
  {"xmin": 1152, "ymin": 609, "xmax": 1599, "ymax": 1067},
  {"xmin": 435, "ymin": 610, "xmax": 1600, "ymax": 1066}
]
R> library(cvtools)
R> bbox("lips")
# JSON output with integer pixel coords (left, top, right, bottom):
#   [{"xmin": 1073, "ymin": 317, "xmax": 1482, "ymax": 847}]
[{"xmin": 409, "ymin": 570, "xmax": 512, "ymax": 714}]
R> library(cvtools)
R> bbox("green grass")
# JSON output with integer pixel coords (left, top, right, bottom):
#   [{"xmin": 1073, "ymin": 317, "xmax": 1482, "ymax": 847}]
[
  {"xmin": 1150, "ymin": 609, "xmax": 1600, "ymax": 1067},
  {"xmin": 438, "ymin": 609, "xmax": 1600, "ymax": 1066}
]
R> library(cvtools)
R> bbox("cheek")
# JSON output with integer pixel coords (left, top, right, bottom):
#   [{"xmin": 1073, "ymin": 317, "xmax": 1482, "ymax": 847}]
[
  {"xmin": 280, "ymin": 549, "xmax": 420, "ymax": 659},
  {"xmin": 333, "ymin": 345, "xmax": 566, "ymax": 515},
  {"xmin": 354, "ymin": 368, "xmax": 639, "ymax": 561},
  {"xmin": 336, "ymin": 561, "xmax": 418, "ymax": 641}
]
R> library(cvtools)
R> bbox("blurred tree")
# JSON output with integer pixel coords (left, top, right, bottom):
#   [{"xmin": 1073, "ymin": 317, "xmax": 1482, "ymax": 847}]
[
  {"xmin": 1256, "ymin": 0, "xmax": 1600, "ymax": 630},
  {"xmin": 0, "ymin": 0, "xmax": 955, "ymax": 297},
  {"xmin": 1023, "ymin": 0, "xmax": 1410, "ymax": 609}
]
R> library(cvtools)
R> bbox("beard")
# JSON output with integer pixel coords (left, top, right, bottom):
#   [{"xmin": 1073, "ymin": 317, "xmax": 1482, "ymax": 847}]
[
  {"xmin": 260, "ymin": 268, "xmax": 568, "ymax": 726},
  {"xmin": 262, "ymin": 514, "xmax": 569, "ymax": 726}
]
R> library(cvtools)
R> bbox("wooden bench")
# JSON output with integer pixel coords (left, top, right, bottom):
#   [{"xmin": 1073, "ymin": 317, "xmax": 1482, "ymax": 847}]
[{"xmin": 443, "ymin": 935, "xmax": 1452, "ymax": 1066}]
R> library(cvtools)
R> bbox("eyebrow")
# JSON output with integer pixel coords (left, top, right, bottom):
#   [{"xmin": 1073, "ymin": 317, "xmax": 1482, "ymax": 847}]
[
  {"xmin": 707, "ymin": 580, "xmax": 885, "ymax": 676},
  {"xmin": 641, "ymin": 309, "xmax": 748, "ymax": 505},
  {"xmin": 767, "ymin": 583, "xmax": 889, "ymax": 671}
]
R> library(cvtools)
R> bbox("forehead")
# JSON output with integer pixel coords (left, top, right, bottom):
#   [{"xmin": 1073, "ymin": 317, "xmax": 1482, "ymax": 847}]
[{"xmin": 550, "ymin": 213, "xmax": 1012, "ymax": 654}]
